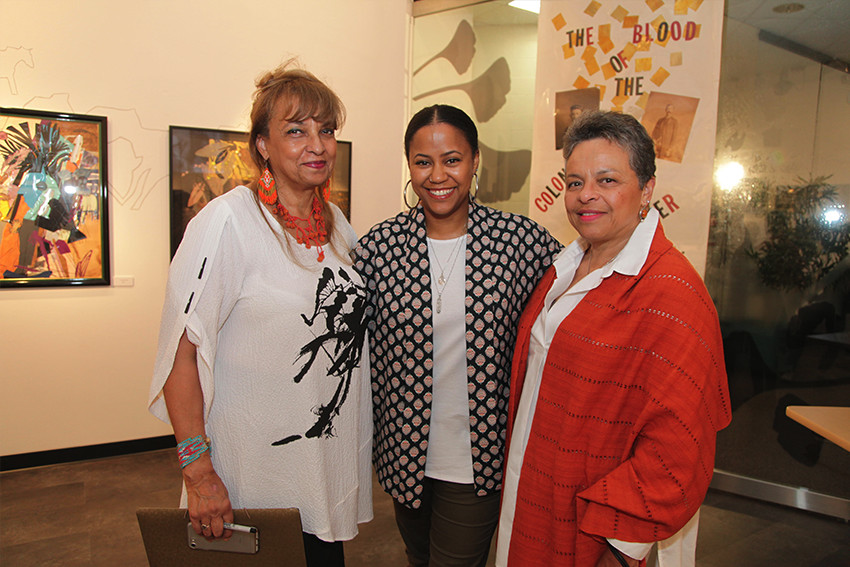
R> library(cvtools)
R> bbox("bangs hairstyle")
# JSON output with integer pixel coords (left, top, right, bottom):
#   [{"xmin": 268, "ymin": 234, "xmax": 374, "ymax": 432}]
[
  {"xmin": 249, "ymin": 63, "xmax": 346, "ymax": 171},
  {"xmin": 562, "ymin": 110, "xmax": 656, "ymax": 188}
]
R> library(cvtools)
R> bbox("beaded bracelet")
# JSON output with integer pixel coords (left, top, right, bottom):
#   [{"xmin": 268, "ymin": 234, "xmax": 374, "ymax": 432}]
[{"xmin": 177, "ymin": 434, "xmax": 211, "ymax": 469}]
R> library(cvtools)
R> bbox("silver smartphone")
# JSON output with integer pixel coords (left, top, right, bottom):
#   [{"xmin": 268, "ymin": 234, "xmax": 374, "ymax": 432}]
[{"xmin": 186, "ymin": 522, "xmax": 259, "ymax": 554}]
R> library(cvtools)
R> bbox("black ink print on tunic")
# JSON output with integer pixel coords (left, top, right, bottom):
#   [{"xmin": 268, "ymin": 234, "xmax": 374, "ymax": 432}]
[{"xmin": 272, "ymin": 267, "xmax": 367, "ymax": 446}]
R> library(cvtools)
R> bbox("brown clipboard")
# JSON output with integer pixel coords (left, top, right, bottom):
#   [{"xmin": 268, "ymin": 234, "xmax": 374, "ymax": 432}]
[{"xmin": 136, "ymin": 507, "xmax": 306, "ymax": 566}]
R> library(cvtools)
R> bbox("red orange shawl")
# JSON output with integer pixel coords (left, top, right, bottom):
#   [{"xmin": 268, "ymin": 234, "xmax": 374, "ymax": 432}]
[{"xmin": 506, "ymin": 224, "xmax": 731, "ymax": 566}]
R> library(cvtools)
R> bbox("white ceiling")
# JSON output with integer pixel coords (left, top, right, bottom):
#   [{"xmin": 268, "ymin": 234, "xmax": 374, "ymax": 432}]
[{"xmin": 726, "ymin": 0, "xmax": 850, "ymax": 68}]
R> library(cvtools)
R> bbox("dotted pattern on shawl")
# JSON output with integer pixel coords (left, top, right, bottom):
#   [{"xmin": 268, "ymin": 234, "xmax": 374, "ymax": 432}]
[
  {"xmin": 643, "ymin": 435, "xmax": 689, "ymax": 509},
  {"xmin": 580, "ymin": 273, "xmax": 727, "ymax": 435},
  {"xmin": 586, "ymin": 300, "xmax": 722, "ymax": 375},
  {"xmin": 565, "ymin": 331, "xmax": 718, "ymax": 445}
]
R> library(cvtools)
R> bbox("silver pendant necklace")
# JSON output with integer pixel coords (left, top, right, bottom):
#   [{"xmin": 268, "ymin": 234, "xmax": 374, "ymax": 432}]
[{"xmin": 428, "ymin": 236, "xmax": 465, "ymax": 314}]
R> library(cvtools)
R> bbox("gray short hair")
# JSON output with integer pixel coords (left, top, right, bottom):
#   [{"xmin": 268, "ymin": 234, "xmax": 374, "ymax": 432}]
[{"xmin": 562, "ymin": 111, "xmax": 656, "ymax": 187}]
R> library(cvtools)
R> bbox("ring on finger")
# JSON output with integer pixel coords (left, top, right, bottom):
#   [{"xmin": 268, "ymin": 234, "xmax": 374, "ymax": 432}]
[{"xmin": 201, "ymin": 523, "xmax": 210, "ymax": 530}]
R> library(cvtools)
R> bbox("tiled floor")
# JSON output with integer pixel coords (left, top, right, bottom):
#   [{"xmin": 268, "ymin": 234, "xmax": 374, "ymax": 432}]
[{"xmin": 0, "ymin": 449, "xmax": 847, "ymax": 566}]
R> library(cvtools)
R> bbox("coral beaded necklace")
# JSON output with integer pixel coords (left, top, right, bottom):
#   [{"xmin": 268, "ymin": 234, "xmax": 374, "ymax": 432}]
[
  {"xmin": 258, "ymin": 165, "xmax": 328, "ymax": 261},
  {"xmin": 273, "ymin": 195, "xmax": 327, "ymax": 262}
]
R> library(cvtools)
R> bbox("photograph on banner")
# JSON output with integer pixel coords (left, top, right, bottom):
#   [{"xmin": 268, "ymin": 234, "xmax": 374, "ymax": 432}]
[
  {"xmin": 529, "ymin": 0, "xmax": 724, "ymax": 274},
  {"xmin": 642, "ymin": 92, "xmax": 699, "ymax": 163},
  {"xmin": 554, "ymin": 88, "xmax": 600, "ymax": 150}
]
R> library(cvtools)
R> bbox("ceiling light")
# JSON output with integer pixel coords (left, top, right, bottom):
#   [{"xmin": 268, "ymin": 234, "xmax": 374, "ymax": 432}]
[{"xmin": 508, "ymin": 0, "xmax": 540, "ymax": 14}]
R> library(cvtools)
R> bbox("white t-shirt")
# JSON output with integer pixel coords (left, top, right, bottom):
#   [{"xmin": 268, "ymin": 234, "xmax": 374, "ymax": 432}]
[
  {"xmin": 149, "ymin": 186, "xmax": 373, "ymax": 541},
  {"xmin": 424, "ymin": 235, "xmax": 474, "ymax": 484}
]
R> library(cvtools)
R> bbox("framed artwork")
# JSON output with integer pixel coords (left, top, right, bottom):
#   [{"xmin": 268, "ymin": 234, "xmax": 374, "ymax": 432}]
[
  {"xmin": 331, "ymin": 140, "xmax": 352, "ymax": 221},
  {"xmin": 169, "ymin": 127, "xmax": 351, "ymax": 256},
  {"xmin": 168, "ymin": 125, "xmax": 254, "ymax": 257},
  {"xmin": 0, "ymin": 108, "xmax": 110, "ymax": 287}
]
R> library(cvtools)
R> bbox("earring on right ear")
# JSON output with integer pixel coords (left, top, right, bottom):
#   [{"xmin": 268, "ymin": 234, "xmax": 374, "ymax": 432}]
[
  {"xmin": 403, "ymin": 180, "xmax": 420, "ymax": 209},
  {"xmin": 259, "ymin": 161, "xmax": 278, "ymax": 205},
  {"xmin": 639, "ymin": 202, "xmax": 650, "ymax": 222}
]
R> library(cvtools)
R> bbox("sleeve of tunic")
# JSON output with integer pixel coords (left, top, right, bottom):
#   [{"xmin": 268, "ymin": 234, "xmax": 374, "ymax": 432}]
[
  {"xmin": 334, "ymin": 207, "xmax": 358, "ymax": 251},
  {"xmin": 148, "ymin": 199, "xmax": 244, "ymax": 423}
]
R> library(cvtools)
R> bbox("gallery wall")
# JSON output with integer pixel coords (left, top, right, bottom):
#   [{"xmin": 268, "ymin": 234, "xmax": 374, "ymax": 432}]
[{"xmin": 0, "ymin": 0, "xmax": 411, "ymax": 456}]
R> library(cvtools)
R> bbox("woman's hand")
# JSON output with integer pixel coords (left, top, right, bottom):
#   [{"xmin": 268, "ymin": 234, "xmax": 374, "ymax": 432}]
[{"xmin": 183, "ymin": 455, "xmax": 234, "ymax": 539}]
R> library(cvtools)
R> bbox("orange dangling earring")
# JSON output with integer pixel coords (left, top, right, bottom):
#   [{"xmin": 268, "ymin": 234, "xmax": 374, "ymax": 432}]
[
  {"xmin": 258, "ymin": 161, "xmax": 277, "ymax": 205},
  {"xmin": 321, "ymin": 179, "xmax": 331, "ymax": 202}
]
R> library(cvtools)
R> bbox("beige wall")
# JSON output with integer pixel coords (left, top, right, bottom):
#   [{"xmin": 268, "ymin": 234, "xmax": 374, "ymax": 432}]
[{"xmin": 0, "ymin": 0, "xmax": 411, "ymax": 456}]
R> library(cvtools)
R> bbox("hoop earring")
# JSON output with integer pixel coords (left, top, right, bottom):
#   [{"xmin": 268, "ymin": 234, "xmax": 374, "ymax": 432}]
[
  {"xmin": 258, "ymin": 161, "xmax": 278, "ymax": 205},
  {"xmin": 469, "ymin": 172, "xmax": 479, "ymax": 202},
  {"xmin": 403, "ymin": 180, "xmax": 420, "ymax": 209}
]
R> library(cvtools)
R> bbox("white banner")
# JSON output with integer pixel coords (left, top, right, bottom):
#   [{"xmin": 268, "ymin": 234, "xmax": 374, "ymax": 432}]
[{"xmin": 529, "ymin": 0, "xmax": 724, "ymax": 274}]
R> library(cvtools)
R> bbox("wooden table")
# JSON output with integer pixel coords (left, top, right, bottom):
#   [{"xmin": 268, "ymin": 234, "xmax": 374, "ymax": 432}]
[{"xmin": 786, "ymin": 406, "xmax": 850, "ymax": 452}]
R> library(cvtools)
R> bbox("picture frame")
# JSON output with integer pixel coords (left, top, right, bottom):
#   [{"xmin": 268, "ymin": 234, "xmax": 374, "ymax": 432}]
[
  {"xmin": 331, "ymin": 140, "xmax": 352, "ymax": 221},
  {"xmin": 168, "ymin": 127, "xmax": 351, "ymax": 257},
  {"xmin": 168, "ymin": 125, "xmax": 253, "ymax": 258},
  {"xmin": 0, "ymin": 108, "xmax": 110, "ymax": 287}
]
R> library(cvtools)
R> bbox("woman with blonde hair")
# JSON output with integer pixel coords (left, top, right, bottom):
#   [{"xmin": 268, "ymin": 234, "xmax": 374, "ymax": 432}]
[{"xmin": 149, "ymin": 62, "xmax": 372, "ymax": 567}]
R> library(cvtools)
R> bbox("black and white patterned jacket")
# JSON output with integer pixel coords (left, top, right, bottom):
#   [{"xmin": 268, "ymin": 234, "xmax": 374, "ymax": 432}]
[{"xmin": 353, "ymin": 202, "xmax": 561, "ymax": 507}]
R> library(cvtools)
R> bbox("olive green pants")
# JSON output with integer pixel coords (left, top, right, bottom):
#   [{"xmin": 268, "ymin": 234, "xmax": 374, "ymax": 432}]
[{"xmin": 393, "ymin": 478, "xmax": 500, "ymax": 567}]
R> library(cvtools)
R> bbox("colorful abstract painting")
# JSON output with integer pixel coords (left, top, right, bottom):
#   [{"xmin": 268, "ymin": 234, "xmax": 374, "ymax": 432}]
[{"xmin": 0, "ymin": 108, "xmax": 110, "ymax": 287}]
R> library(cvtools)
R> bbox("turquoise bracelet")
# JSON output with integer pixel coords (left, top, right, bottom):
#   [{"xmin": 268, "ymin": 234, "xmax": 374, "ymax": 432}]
[{"xmin": 177, "ymin": 435, "xmax": 211, "ymax": 468}]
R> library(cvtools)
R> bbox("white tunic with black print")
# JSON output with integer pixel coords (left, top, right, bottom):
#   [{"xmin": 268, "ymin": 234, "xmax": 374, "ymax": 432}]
[
  {"xmin": 149, "ymin": 186, "xmax": 373, "ymax": 541},
  {"xmin": 354, "ymin": 203, "xmax": 561, "ymax": 508}
]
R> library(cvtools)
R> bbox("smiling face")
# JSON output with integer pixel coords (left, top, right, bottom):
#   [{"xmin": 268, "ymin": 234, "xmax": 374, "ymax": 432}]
[
  {"xmin": 564, "ymin": 138, "xmax": 654, "ymax": 252},
  {"xmin": 408, "ymin": 122, "xmax": 479, "ymax": 237},
  {"xmin": 256, "ymin": 97, "xmax": 337, "ymax": 195}
]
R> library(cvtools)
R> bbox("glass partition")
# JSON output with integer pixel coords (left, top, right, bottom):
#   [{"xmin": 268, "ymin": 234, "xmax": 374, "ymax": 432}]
[{"xmin": 706, "ymin": 17, "xmax": 850, "ymax": 516}]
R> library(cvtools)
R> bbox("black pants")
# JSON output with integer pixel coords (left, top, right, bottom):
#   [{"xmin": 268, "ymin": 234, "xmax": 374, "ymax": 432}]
[{"xmin": 302, "ymin": 532, "xmax": 345, "ymax": 567}]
